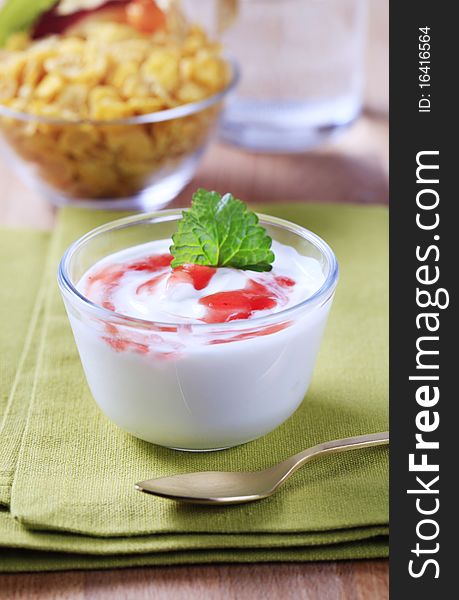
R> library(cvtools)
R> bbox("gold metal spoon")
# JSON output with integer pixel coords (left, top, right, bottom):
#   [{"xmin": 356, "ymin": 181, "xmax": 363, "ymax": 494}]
[{"xmin": 135, "ymin": 431, "xmax": 389, "ymax": 505}]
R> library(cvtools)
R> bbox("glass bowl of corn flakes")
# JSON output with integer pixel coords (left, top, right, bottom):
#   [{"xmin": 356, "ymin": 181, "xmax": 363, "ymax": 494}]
[{"xmin": 0, "ymin": 0, "xmax": 237, "ymax": 209}]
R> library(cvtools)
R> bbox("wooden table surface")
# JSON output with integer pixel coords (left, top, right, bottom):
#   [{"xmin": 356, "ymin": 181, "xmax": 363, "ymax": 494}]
[{"xmin": 0, "ymin": 1, "xmax": 388, "ymax": 597}]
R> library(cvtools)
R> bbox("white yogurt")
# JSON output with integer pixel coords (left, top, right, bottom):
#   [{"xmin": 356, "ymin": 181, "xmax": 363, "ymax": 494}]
[
  {"xmin": 78, "ymin": 239, "xmax": 325, "ymax": 324},
  {"xmin": 65, "ymin": 238, "xmax": 334, "ymax": 450}
]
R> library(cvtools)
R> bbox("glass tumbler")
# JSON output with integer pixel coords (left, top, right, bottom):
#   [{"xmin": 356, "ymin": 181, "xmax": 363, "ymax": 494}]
[{"xmin": 217, "ymin": 0, "xmax": 367, "ymax": 152}]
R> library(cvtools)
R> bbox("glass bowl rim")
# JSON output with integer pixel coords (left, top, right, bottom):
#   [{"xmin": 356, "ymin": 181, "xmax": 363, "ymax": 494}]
[
  {"xmin": 58, "ymin": 209, "xmax": 339, "ymax": 331},
  {"xmin": 0, "ymin": 57, "xmax": 239, "ymax": 126}
]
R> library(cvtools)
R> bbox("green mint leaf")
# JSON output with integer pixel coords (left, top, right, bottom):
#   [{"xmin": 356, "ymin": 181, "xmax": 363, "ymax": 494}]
[
  {"xmin": 170, "ymin": 189, "xmax": 275, "ymax": 272},
  {"xmin": 0, "ymin": 0, "xmax": 58, "ymax": 46}
]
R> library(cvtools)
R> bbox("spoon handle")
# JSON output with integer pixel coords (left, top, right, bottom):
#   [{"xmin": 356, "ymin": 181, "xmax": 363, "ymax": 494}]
[{"xmin": 276, "ymin": 431, "xmax": 389, "ymax": 485}]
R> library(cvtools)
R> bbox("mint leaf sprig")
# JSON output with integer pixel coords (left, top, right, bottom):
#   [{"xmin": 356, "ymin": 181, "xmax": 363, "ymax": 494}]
[{"xmin": 170, "ymin": 189, "xmax": 275, "ymax": 272}]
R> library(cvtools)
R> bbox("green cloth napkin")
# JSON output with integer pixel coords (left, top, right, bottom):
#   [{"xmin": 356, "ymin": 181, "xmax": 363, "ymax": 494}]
[
  {"xmin": 0, "ymin": 203, "xmax": 388, "ymax": 572},
  {"xmin": 0, "ymin": 539, "xmax": 389, "ymax": 573},
  {"xmin": 0, "ymin": 229, "xmax": 49, "ymax": 419},
  {"xmin": 0, "ymin": 230, "xmax": 50, "ymax": 506}
]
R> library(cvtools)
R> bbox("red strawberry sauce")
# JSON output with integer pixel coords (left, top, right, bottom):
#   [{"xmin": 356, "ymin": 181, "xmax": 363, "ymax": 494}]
[
  {"xmin": 199, "ymin": 280, "xmax": 278, "ymax": 323},
  {"xmin": 86, "ymin": 253, "xmax": 296, "ymax": 326},
  {"xmin": 169, "ymin": 264, "xmax": 217, "ymax": 291}
]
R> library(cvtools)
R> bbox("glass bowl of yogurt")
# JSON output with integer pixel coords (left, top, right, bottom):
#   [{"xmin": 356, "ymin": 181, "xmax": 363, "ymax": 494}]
[{"xmin": 58, "ymin": 210, "xmax": 338, "ymax": 451}]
